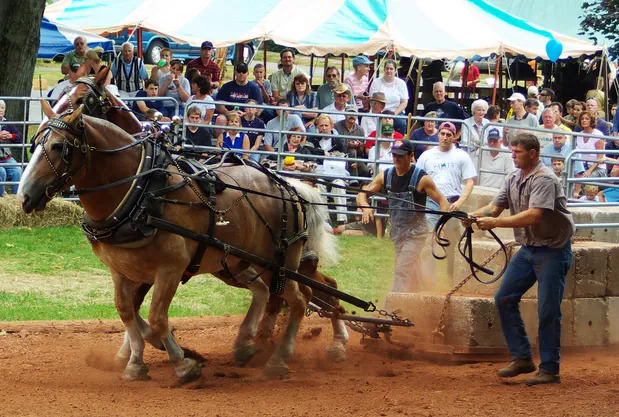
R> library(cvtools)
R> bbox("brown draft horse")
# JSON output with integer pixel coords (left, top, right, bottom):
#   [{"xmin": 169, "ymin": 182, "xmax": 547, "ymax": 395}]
[
  {"xmin": 18, "ymin": 102, "xmax": 339, "ymax": 382},
  {"xmin": 51, "ymin": 68, "xmax": 349, "ymax": 369}
]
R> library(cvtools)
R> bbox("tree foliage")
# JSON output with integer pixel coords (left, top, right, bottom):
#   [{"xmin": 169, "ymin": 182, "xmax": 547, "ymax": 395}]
[{"xmin": 580, "ymin": 0, "xmax": 619, "ymax": 58}]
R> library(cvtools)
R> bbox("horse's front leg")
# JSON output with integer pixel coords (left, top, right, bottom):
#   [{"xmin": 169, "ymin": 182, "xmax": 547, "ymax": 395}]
[
  {"xmin": 111, "ymin": 271, "xmax": 150, "ymax": 381},
  {"xmin": 148, "ymin": 268, "xmax": 203, "ymax": 383}
]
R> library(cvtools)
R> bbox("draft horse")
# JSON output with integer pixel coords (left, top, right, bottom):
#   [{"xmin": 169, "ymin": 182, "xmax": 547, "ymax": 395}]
[{"xmin": 18, "ymin": 102, "xmax": 337, "ymax": 382}]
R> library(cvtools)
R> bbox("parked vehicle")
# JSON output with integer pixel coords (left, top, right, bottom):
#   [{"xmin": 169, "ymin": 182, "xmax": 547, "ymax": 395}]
[{"xmin": 107, "ymin": 29, "xmax": 201, "ymax": 64}]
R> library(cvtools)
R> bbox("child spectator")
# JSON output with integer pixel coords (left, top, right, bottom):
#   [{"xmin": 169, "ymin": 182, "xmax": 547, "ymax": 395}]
[
  {"xmin": 551, "ymin": 158, "xmax": 565, "ymax": 178},
  {"xmin": 216, "ymin": 114, "xmax": 250, "ymax": 159},
  {"xmin": 580, "ymin": 185, "xmax": 600, "ymax": 202}
]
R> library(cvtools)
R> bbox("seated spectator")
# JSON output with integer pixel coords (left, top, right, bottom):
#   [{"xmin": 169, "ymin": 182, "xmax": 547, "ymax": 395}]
[
  {"xmin": 461, "ymin": 99, "xmax": 489, "ymax": 165},
  {"xmin": 317, "ymin": 66, "xmax": 346, "ymax": 109},
  {"xmin": 158, "ymin": 59, "xmax": 191, "ymax": 118},
  {"xmin": 573, "ymin": 111, "xmax": 607, "ymax": 198},
  {"xmin": 323, "ymin": 84, "xmax": 353, "ymax": 124},
  {"xmin": 604, "ymin": 137, "xmax": 619, "ymax": 175},
  {"xmin": 150, "ymin": 48, "xmax": 172, "ymax": 82},
  {"xmin": 216, "ymin": 114, "xmax": 250, "ymax": 159},
  {"xmin": 61, "ymin": 36, "xmax": 88, "ymax": 77},
  {"xmin": 360, "ymin": 92, "xmax": 387, "ymax": 136},
  {"xmin": 184, "ymin": 68, "xmax": 199, "ymax": 86},
  {"xmin": 537, "ymin": 108, "xmax": 560, "ymax": 150},
  {"xmin": 541, "ymin": 131, "xmax": 585, "ymax": 176},
  {"xmin": 212, "ymin": 114, "xmax": 228, "ymax": 139},
  {"xmin": 598, "ymin": 166, "xmax": 619, "ymax": 202},
  {"xmin": 251, "ymin": 63, "xmax": 276, "ymax": 123},
  {"xmin": 110, "ymin": 42, "xmax": 148, "ymax": 98},
  {"xmin": 334, "ymin": 105, "xmax": 368, "ymax": 177},
  {"xmin": 548, "ymin": 102, "xmax": 572, "ymax": 132},
  {"xmin": 271, "ymin": 48, "xmax": 308, "ymax": 101},
  {"xmin": 345, "ymin": 55, "xmax": 371, "ymax": 111},
  {"xmin": 369, "ymin": 59, "xmax": 409, "ymax": 134},
  {"xmin": 575, "ymin": 99, "xmax": 610, "ymax": 136},
  {"xmin": 277, "ymin": 127, "xmax": 322, "ymax": 172},
  {"xmin": 84, "ymin": 47, "xmax": 111, "ymax": 85},
  {"xmin": 308, "ymin": 114, "xmax": 346, "ymax": 153},
  {"xmin": 586, "ymin": 76, "xmax": 606, "ymax": 118},
  {"xmin": 364, "ymin": 110, "xmax": 403, "ymax": 153},
  {"xmin": 286, "ymin": 74, "xmax": 317, "ymax": 128},
  {"xmin": 189, "ymin": 75, "xmax": 215, "ymax": 124},
  {"xmin": 263, "ymin": 99, "xmax": 306, "ymax": 152},
  {"xmin": 579, "ymin": 185, "xmax": 600, "ymax": 202},
  {"xmin": 612, "ymin": 103, "xmax": 618, "ymax": 121},
  {"xmin": 184, "ymin": 105, "xmax": 214, "ymax": 148},
  {"xmin": 0, "ymin": 100, "xmax": 22, "ymax": 196},
  {"xmin": 133, "ymin": 79, "xmax": 166, "ymax": 118},
  {"xmin": 571, "ymin": 101, "xmax": 585, "ymax": 130},
  {"xmin": 485, "ymin": 105, "xmax": 503, "ymax": 142},
  {"xmin": 478, "ymin": 128, "xmax": 515, "ymax": 188},
  {"xmin": 186, "ymin": 41, "xmax": 220, "ymax": 89},
  {"xmin": 551, "ymin": 158, "xmax": 564, "ymax": 178},
  {"xmin": 216, "ymin": 62, "xmax": 263, "ymax": 116},
  {"xmin": 411, "ymin": 110, "xmax": 439, "ymax": 160},
  {"xmin": 49, "ymin": 62, "xmax": 82, "ymax": 100},
  {"xmin": 367, "ymin": 123, "xmax": 396, "ymax": 175},
  {"xmin": 564, "ymin": 99, "xmax": 579, "ymax": 128},
  {"xmin": 241, "ymin": 99, "xmax": 266, "ymax": 163}
]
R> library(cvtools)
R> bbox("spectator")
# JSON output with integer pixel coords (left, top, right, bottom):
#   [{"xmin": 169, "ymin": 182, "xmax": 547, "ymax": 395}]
[
  {"xmin": 580, "ymin": 185, "xmax": 600, "ymax": 202},
  {"xmin": 564, "ymin": 99, "xmax": 579, "ymax": 129},
  {"xmin": 252, "ymin": 63, "xmax": 272, "ymax": 103},
  {"xmin": 323, "ymin": 84, "xmax": 352, "ymax": 124},
  {"xmin": 308, "ymin": 114, "xmax": 346, "ymax": 153},
  {"xmin": 360, "ymin": 92, "xmax": 387, "ymax": 137},
  {"xmin": 186, "ymin": 41, "xmax": 220, "ymax": 89},
  {"xmin": 423, "ymin": 81, "xmax": 468, "ymax": 136},
  {"xmin": 598, "ymin": 166, "xmax": 619, "ymax": 202},
  {"xmin": 216, "ymin": 113, "xmax": 250, "ymax": 158},
  {"xmin": 110, "ymin": 42, "xmax": 148, "ymax": 98},
  {"xmin": 576, "ymin": 99, "xmax": 611, "ymax": 136},
  {"xmin": 132, "ymin": 79, "xmax": 166, "ymax": 119},
  {"xmin": 548, "ymin": 102, "xmax": 572, "ymax": 132},
  {"xmin": 524, "ymin": 98, "xmax": 540, "ymax": 117},
  {"xmin": 189, "ymin": 75, "xmax": 215, "ymax": 124},
  {"xmin": 575, "ymin": 111, "xmax": 607, "ymax": 182},
  {"xmin": 411, "ymin": 110, "xmax": 439, "ymax": 160},
  {"xmin": 317, "ymin": 66, "xmax": 348, "ymax": 110},
  {"xmin": 84, "ymin": 47, "xmax": 111, "ymax": 85},
  {"xmin": 537, "ymin": 108, "xmax": 560, "ymax": 150},
  {"xmin": 541, "ymin": 131, "xmax": 585, "ymax": 176},
  {"xmin": 184, "ymin": 105, "xmax": 214, "ymax": 148},
  {"xmin": 485, "ymin": 105, "xmax": 503, "ymax": 141},
  {"xmin": 286, "ymin": 73, "xmax": 317, "ymax": 128},
  {"xmin": 334, "ymin": 105, "xmax": 368, "ymax": 177},
  {"xmin": 0, "ymin": 100, "xmax": 21, "ymax": 196},
  {"xmin": 184, "ymin": 68, "xmax": 199, "ymax": 85},
  {"xmin": 585, "ymin": 77, "xmax": 606, "ymax": 118},
  {"xmin": 364, "ymin": 110, "xmax": 404, "ymax": 153},
  {"xmin": 416, "ymin": 121, "xmax": 477, "ymax": 280},
  {"xmin": 212, "ymin": 114, "xmax": 228, "ymax": 139},
  {"xmin": 612, "ymin": 103, "xmax": 618, "ymax": 121},
  {"xmin": 367, "ymin": 123, "xmax": 397, "ymax": 175},
  {"xmin": 420, "ymin": 60, "xmax": 445, "ymax": 105},
  {"xmin": 551, "ymin": 158, "xmax": 564, "ymax": 177},
  {"xmin": 369, "ymin": 59, "xmax": 409, "ymax": 134},
  {"xmin": 478, "ymin": 128, "xmax": 515, "ymax": 188},
  {"xmin": 158, "ymin": 59, "xmax": 191, "ymax": 118},
  {"xmin": 61, "ymin": 36, "xmax": 88, "ymax": 77},
  {"xmin": 49, "ymin": 62, "xmax": 82, "ymax": 100},
  {"xmin": 278, "ymin": 127, "xmax": 320, "ymax": 172},
  {"xmin": 460, "ymin": 63, "xmax": 480, "ymax": 89},
  {"xmin": 538, "ymin": 87, "xmax": 554, "ymax": 108},
  {"xmin": 604, "ymin": 137, "xmax": 619, "ymax": 175},
  {"xmin": 504, "ymin": 93, "xmax": 539, "ymax": 144},
  {"xmin": 241, "ymin": 99, "xmax": 266, "ymax": 163},
  {"xmin": 461, "ymin": 99, "xmax": 489, "ymax": 164},
  {"xmin": 571, "ymin": 101, "xmax": 585, "ymax": 130},
  {"xmin": 150, "ymin": 48, "xmax": 172, "ymax": 83},
  {"xmin": 345, "ymin": 55, "xmax": 371, "ymax": 110},
  {"xmin": 271, "ymin": 48, "xmax": 308, "ymax": 101},
  {"xmin": 216, "ymin": 62, "xmax": 263, "ymax": 116},
  {"xmin": 263, "ymin": 99, "xmax": 306, "ymax": 152}
]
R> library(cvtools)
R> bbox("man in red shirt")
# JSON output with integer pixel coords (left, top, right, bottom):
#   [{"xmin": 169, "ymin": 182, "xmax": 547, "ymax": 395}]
[
  {"xmin": 460, "ymin": 63, "xmax": 480, "ymax": 89},
  {"xmin": 186, "ymin": 41, "xmax": 221, "ymax": 89}
]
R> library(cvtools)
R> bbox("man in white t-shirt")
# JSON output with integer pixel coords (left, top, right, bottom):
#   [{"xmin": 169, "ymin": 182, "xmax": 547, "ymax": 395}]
[
  {"xmin": 416, "ymin": 121, "xmax": 477, "ymax": 280},
  {"xmin": 479, "ymin": 128, "xmax": 515, "ymax": 188}
]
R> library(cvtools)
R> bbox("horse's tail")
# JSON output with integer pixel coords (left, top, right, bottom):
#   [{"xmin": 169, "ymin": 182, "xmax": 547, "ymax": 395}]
[{"xmin": 287, "ymin": 179, "xmax": 339, "ymax": 265}]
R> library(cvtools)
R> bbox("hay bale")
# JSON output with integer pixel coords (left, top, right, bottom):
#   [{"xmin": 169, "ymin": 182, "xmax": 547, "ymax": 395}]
[{"xmin": 0, "ymin": 195, "xmax": 83, "ymax": 228}]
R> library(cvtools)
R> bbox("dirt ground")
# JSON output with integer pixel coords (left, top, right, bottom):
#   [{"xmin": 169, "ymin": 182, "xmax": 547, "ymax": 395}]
[{"xmin": 0, "ymin": 315, "xmax": 617, "ymax": 417}]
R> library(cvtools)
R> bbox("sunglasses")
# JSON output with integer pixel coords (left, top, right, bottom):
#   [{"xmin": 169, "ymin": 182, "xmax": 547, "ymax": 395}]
[
  {"xmin": 326, "ymin": 73, "xmax": 338, "ymax": 78},
  {"xmin": 335, "ymin": 93, "xmax": 348, "ymax": 97}
]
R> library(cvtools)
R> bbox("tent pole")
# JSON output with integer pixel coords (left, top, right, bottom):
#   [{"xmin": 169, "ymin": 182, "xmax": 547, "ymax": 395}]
[
  {"xmin": 341, "ymin": 53, "xmax": 345, "ymax": 83},
  {"xmin": 412, "ymin": 57, "xmax": 423, "ymax": 116},
  {"xmin": 309, "ymin": 53, "xmax": 314, "ymax": 86},
  {"xmin": 137, "ymin": 28, "xmax": 143, "ymax": 60},
  {"xmin": 323, "ymin": 55, "xmax": 329, "ymax": 84},
  {"xmin": 603, "ymin": 51, "xmax": 609, "ymax": 120},
  {"xmin": 460, "ymin": 59, "xmax": 469, "ymax": 107},
  {"xmin": 263, "ymin": 39, "xmax": 267, "ymax": 71},
  {"xmin": 492, "ymin": 55, "xmax": 501, "ymax": 105}
]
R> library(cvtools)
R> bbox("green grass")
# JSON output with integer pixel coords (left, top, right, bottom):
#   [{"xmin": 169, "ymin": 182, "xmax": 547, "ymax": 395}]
[{"xmin": 0, "ymin": 227, "xmax": 394, "ymax": 321}]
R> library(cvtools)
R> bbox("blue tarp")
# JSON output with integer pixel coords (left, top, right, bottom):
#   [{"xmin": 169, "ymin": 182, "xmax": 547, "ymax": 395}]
[{"xmin": 39, "ymin": 17, "xmax": 113, "ymax": 59}]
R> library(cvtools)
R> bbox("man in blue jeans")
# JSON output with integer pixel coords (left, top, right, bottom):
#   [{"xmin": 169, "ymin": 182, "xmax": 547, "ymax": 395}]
[
  {"xmin": 465, "ymin": 133, "xmax": 575, "ymax": 386},
  {"xmin": 0, "ymin": 99, "xmax": 22, "ymax": 196}
]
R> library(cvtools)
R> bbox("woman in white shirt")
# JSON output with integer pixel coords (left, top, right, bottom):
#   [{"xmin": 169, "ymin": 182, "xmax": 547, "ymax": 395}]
[{"xmin": 369, "ymin": 59, "xmax": 409, "ymax": 134}]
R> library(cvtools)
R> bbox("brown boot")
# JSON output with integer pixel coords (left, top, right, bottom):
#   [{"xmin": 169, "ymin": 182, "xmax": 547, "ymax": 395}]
[
  {"xmin": 497, "ymin": 358, "xmax": 536, "ymax": 378},
  {"xmin": 525, "ymin": 371, "xmax": 561, "ymax": 386}
]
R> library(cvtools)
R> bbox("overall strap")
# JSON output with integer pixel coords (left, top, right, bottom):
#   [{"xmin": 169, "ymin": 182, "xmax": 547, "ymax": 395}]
[
  {"xmin": 384, "ymin": 167, "xmax": 394, "ymax": 192},
  {"xmin": 409, "ymin": 164, "xmax": 423, "ymax": 191}
]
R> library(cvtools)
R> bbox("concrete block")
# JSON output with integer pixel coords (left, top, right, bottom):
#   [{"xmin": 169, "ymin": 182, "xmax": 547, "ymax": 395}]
[
  {"xmin": 560, "ymin": 299, "xmax": 574, "ymax": 347},
  {"xmin": 572, "ymin": 242, "xmax": 608, "ymax": 298},
  {"xmin": 511, "ymin": 299, "xmax": 574, "ymax": 347},
  {"xmin": 572, "ymin": 298, "xmax": 607, "ymax": 346},
  {"xmin": 606, "ymin": 297, "xmax": 619, "ymax": 344},
  {"xmin": 569, "ymin": 208, "xmax": 594, "ymax": 240},
  {"xmin": 590, "ymin": 209, "xmax": 619, "ymax": 244},
  {"xmin": 605, "ymin": 245, "xmax": 619, "ymax": 297}
]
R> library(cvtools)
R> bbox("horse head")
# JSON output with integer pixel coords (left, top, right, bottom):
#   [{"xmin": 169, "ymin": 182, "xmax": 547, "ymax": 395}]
[{"xmin": 18, "ymin": 101, "xmax": 89, "ymax": 213}]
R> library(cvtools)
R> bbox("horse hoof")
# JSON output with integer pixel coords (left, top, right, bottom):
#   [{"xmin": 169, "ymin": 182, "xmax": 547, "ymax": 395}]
[
  {"xmin": 263, "ymin": 362, "xmax": 289, "ymax": 380},
  {"xmin": 176, "ymin": 358, "xmax": 203, "ymax": 384},
  {"xmin": 326, "ymin": 342, "xmax": 347, "ymax": 363},
  {"xmin": 233, "ymin": 342, "xmax": 259, "ymax": 366},
  {"xmin": 122, "ymin": 363, "xmax": 151, "ymax": 381}
]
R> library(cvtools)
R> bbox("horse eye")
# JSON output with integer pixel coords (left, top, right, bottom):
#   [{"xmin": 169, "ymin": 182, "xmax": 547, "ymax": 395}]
[{"xmin": 50, "ymin": 142, "xmax": 64, "ymax": 152}]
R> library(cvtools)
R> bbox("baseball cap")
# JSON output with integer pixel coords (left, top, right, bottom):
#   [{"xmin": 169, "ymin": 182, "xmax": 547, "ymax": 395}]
[
  {"xmin": 390, "ymin": 139, "xmax": 414, "ymax": 155},
  {"xmin": 527, "ymin": 86, "xmax": 539, "ymax": 97},
  {"xmin": 439, "ymin": 121, "xmax": 456, "ymax": 135},
  {"xmin": 235, "ymin": 62, "xmax": 248, "ymax": 73},
  {"xmin": 334, "ymin": 84, "xmax": 351, "ymax": 95},
  {"xmin": 507, "ymin": 92, "xmax": 526, "ymax": 102},
  {"xmin": 352, "ymin": 55, "xmax": 372, "ymax": 66},
  {"xmin": 381, "ymin": 123, "xmax": 394, "ymax": 135},
  {"xmin": 345, "ymin": 104, "xmax": 358, "ymax": 113},
  {"xmin": 369, "ymin": 92, "xmax": 386, "ymax": 104},
  {"xmin": 70, "ymin": 62, "xmax": 81, "ymax": 72},
  {"xmin": 200, "ymin": 41, "xmax": 214, "ymax": 49},
  {"xmin": 487, "ymin": 127, "xmax": 501, "ymax": 140}
]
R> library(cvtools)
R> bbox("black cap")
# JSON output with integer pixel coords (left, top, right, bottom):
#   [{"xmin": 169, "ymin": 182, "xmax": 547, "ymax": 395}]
[
  {"xmin": 390, "ymin": 140, "xmax": 415, "ymax": 155},
  {"xmin": 200, "ymin": 40, "xmax": 213, "ymax": 49},
  {"xmin": 235, "ymin": 62, "xmax": 248, "ymax": 73},
  {"xmin": 70, "ymin": 62, "xmax": 81, "ymax": 72}
]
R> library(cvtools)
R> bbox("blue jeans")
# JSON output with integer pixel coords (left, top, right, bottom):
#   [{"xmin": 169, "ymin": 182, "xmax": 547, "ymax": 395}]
[
  {"xmin": 495, "ymin": 243, "xmax": 572, "ymax": 374},
  {"xmin": 0, "ymin": 157, "xmax": 22, "ymax": 196}
]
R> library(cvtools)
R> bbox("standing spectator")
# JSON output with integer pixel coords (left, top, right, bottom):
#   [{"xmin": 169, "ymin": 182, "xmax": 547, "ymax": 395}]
[
  {"xmin": 84, "ymin": 47, "xmax": 111, "ymax": 85},
  {"xmin": 466, "ymin": 133, "xmax": 574, "ymax": 386},
  {"xmin": 216, "ymin": 62, "xmax": 263, "ymax": 116},
  {"xmin": 420, "ymin": 60, "xmax": 445, "ymax": 105},
  {"xmin": 286, "ymin": 74, "xmax": 317, "ymax": 128},
  {"xmin": 189, "ymin": 75, "xmax": 215, "ymax": 124},
  {"xmin": 416, "ymin": 121, "xmax": 477, "ymax": 280},
  {"xmin": 186, "ymin": 41, "xmax": 220, "ymax": 89},
  {"xmin": 241, "ymin": 99, "xmax": 266, "ymax": 162},
  {"xmin": 323, "ymin": 84, "xmax": 353, "ymax": 124},
  {"xmin": 334, "ymin": 105, "xmax": 368, "ymax": 177},
  {"xmin": 216, "ymin": 114, "xmax": 250, "ymax": 158},
  {"xmin": 504, "ymin": 93, "xmax": 539, "ymax": 144},
  {"xmin": 0, "ymin": 100, "xmax": 21, "ymax": 196},
  {"xmin": 369, "ymin": 59, "xmax": 409, "ymax": 134},
  {"xmin": 271, "ymin": 48, "xmax": 308, "ymax": 101},
  {"xmin": 423, "ymin": 81, "xmax": 468, "ymax": 136},
  {"xmin": 184, "ymin": 106, "xmax": 214, "ymax": 148},
  {"xmin": 150, "ymin": 48, "xmax": 172, "ymax": 82},
  {"xmin": 411, "ymin": 111, "xmax": 439, "ymax": 160},
  {"xmin": 575, "ymin": 99, "xmax": 611, "ymax": 136},
  {"xmin": 317, "ymin": 66, "xmax": 348, "ymax": 110},
  {"xmin": 110, "ymin": 42, "xmax": 148, "ymax": 98},
  {"xmin": 541, "ymin": 132, "xmax": 585, "ymax": 177},
  {"xmin": 478, "ymin": 128, "xmax": 515, "ymax": 188},
  {"xmin": 61, "ymin": 36, "xmax": 88, "ymax": 77},
  {"xmin": 360, "ymin": 92, "xmax": 386, "ymax": 136},
  {"xmin": 461, "ymin": 99, "xmax": 490, "ymax": 165},
  {"xmin": 158, "ymin": 59, "xmax": 191, "ymax": 118},
  {"xmin": 524, "ymin": 98, "xmax": 540, "ymax": 117},
  {"xmin": 345, "ymin": 55, "xmax": 371, "ymax": 110},
  {"xmin": 263, "ymin": 100, "xmax": 306, "ymax": 152},
  {"xmin": 460, "ymin": 63, "xmax": 480, "ymax": 89}
]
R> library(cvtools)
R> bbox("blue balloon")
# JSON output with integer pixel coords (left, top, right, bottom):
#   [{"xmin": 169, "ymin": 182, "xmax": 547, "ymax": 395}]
[{"xmin": 546, "ymin": 39, "xmax": 563, "ymax": 62}]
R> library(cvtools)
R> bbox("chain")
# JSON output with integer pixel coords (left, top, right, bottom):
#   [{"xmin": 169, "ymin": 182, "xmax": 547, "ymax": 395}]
[
  {"xmin": 432, "ymin": 241, "xmax": 519, "ymax": 341},
  {"xmin": 375, "ymin": 308, "xmax": 414, "ymax": 327}
]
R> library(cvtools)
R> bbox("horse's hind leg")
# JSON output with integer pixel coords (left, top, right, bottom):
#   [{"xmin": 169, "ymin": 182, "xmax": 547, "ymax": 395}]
[{"xmin": 111, "ymin": 271, "xmax": 150, "ymax": 381}]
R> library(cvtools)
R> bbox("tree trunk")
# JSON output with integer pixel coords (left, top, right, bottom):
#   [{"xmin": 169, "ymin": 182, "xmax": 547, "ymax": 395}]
[{"xmin": 0, "ymin": 1, "xmax": 46, "ymax": 161}]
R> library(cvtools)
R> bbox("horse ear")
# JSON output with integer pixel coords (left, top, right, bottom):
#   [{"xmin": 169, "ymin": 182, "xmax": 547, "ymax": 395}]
[
  {"xmin": 76, "ymin": 62, "xmax": 89, "ymax": 78},
  {"xmin": 65, "ymin": 105, "xmax": 84, "ymax": 126},
  {"xmin": 40, "ymin": 99, "xmax": 57, "ymax": 119},
  {"xmin": 95, "ymin": 66, "xmax": 109, "ymax": 86}
]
